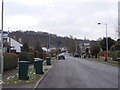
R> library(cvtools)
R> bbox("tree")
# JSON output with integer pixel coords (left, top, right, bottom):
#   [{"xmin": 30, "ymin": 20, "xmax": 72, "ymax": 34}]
[
  {"xmin": 21, "ymin": 42, "xmax": 29, "ymax": 52},
  {"xmin": 85, "ymin": 48, "xmax": 89, "ymax": 53},
  {"xmin": 34, "ymin": 41, "xmax": 43, "ymax": 52},
  {"xmin": 99, "ymin": 37, "xmax": 115, "ymax": 51},
  {"xmin": 90, "ymin": 45, "xmax": 100, "ymax": 58}
]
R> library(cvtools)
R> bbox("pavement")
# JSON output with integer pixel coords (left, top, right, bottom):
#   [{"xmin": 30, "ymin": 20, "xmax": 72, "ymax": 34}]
[
  {"xmin": 36, "ymin": 54, "xmax": 118, "ymax": 88},
  {"xmin": 1, "ymin": 60, "xmax": 56, "ymax": 89}
]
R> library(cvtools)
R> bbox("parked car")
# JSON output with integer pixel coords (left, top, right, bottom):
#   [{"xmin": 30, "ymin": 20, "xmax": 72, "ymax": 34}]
[
  {"xmin": 74, "ymin": 53, "xmax": 81, "ymax": 58},
  {"xmin": 58, "ymin": 53, "xmax": 65, "ymax": 60}
]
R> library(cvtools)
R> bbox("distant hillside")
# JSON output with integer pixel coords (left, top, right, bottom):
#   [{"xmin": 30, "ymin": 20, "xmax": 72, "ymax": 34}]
[{"xmin": 9, "ymin": 30, "xmax": 88, "ymax": 52}]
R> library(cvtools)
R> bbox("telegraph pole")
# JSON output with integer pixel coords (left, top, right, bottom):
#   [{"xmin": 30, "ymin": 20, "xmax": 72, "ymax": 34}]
[
  {"xmin": 8, "ymin": 28, "xmax": 11, "ymax": 53},
  {"xmin": 1, "ymin": 0, "xmax": 4, "ymax": 74},
  {"xmin": 98, "ymin": 23, "xmax": 108, "ymax": 61}
]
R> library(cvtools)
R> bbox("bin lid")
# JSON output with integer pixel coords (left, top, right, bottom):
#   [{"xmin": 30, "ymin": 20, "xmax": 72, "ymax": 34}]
[
  {"xmin": 34, "ymin": 58, "xmax": 42, "ymax": 60},
  {"xmin": 34, "ymin": 58, "xmax": 41, "ymax": 59},
  {"xmin": 34, "ymin": 58, "xmax": 43, "ymax": 61},
  {"xmin": 18, "ymin": 61, "xmax": 30, "ymax": 64}
]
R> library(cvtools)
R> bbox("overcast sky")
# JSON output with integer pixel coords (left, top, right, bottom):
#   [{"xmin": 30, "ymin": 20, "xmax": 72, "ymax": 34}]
[{"xmin": 0, "ymin": 0, "xmax": 119, "ymax": 40}]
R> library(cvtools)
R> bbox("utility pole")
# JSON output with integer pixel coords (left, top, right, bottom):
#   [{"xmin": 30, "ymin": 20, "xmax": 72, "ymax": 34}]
[
  {"xmin": 48, "ymin": 33, "xmax": 50, "ymax": 49},
  {"xmin": 0, "ymin": 0, "xmax": 4, "ymax": 74},
  {"xmin": 8, "ymin": 28, "xmax": 11, "ymax": 53},
  {"xmin": 75, "ymin": 41, "xmax": 77, "ymax": 53},
  {"xmin": 98, "ymin": 23, "xmax": 108, "ymax": 61},
  {"xmin": 105, "ymin": 24, "xmax": 108, "ymax": 61}
]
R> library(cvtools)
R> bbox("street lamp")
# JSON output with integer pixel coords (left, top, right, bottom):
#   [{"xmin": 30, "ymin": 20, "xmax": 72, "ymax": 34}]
[
  {"xmin": 98, "ymin": 23, "xmax": 108, "ymax": 61},
  {"xmin": 1, "ymin": 0, "xmax": 4, "ymax": 74}
]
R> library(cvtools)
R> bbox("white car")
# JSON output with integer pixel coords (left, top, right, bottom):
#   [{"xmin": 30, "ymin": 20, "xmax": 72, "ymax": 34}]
[{"xmin": 58, "ymin": 53, "xmax": 65, "ymax": 60}]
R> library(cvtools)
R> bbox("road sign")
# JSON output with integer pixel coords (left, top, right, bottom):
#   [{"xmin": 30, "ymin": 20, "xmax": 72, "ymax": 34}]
[
  {"xmin": 0, "ymin": 32, "xmax": 8, "ymax": 40},
  {"xmin": 3, "ymin": 32, "xmax": 8, "ymax": 40}
]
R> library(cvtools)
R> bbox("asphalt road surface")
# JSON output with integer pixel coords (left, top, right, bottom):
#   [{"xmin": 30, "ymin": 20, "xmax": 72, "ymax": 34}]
[{"xmin": 36, "ymin": 54, "xmax": 118, "ymax": 88}]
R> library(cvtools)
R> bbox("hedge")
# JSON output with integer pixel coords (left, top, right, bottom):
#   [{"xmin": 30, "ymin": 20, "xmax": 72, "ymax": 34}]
[
  {"xmin": 99, "ymin": 51, "xmax": 104, "ymax": 56},
  {"xmin": 4, "ymin": 53, "xmax": 18, "ymax": 71},
  {"xmin": 110, "ymin": 44, "xmax": 120, "ymax": 61},
  {"xmin": 18, "ymin": 52, "xmax": 34, "ymax": 63},
  {"xmin": 39, "ymin": 52, "xmax": 48, "ymax": 59},
  {"xmin": 33, "ymin": 51, "xmax": 39, "ymax": 58},
  {"xmin": 110, "ymin": 51, "xmax": 120, "ymax": 61},
  {"xmin": 110, "ymin": 44, "xmax": 120, "ymax": 51}
]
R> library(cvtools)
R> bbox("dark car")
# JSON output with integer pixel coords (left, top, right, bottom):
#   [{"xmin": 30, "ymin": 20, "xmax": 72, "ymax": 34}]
[
  {"xmin": 58, "ymin": 53, "xmax": 65, "ymax": 60},
  {"xmin": 74, "ymin": 53, "xmax": 81, "ymax": 58}
]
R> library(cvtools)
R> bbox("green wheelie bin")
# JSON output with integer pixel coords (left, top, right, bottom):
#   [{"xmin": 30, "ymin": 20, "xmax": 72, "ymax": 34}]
[
  {"xmin": 46, "ymin": 57, "xmax": 51, "ymax": 65},
  {"xmin": 18, "ymin": 61, "xmax": 29, "ymax": 80},
  {"xmin": 34, "ymin": 58, "xmax": 44, "ymax": 74}
]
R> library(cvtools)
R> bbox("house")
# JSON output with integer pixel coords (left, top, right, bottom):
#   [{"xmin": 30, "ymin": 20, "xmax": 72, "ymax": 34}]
[
  {"xmin": 79, "ymin": 39, "xmax": 90, "ymax": 54},
  {"xmin": 42, "ymin": 47, "xmax": 48, "ymax": 52},
  {"xmin": 0, "ymin": 31, "xmax": 23, "ymax": 53},
  {"xmin": 8, "ymin": 38, "xmax": 23, "ymax": 53}
]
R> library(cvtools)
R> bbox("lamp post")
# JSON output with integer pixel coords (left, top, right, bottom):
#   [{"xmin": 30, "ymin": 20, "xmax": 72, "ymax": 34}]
[
  {"xmin": 75, "ymin": 40, "xmax": 77, "ymax": 53},
  {"xmin": 0, "ymin": 0, "xmax": 4, "ymax": 74},
  {"xmin": 98, "ymin": 23, "xmax": 108, "ymax": 61}
]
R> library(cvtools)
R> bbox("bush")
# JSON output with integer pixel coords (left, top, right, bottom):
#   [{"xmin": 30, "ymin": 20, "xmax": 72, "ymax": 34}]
[
  {"xmin": 4, "ymin": 53, "xmax": 18, "ymax": 71},
  {"xmin": 110, "ymin": 51, "xmax": 120, "ymax": 61},
  {"xmin": 18, "ymin": 52, "xmax": 34, "ymax": 63},
  {"xmin": 39, "ymin": 52, "xmax": 48, "ymax": 59},
  {"xmin": 110, "ymin": 44, "xmax": 120, "ymax": 51},
  {"xmin": 110, "ymin": 44, "xmax": 120, "ymax": 61},
  {"xmin": 90, "ymin": 45, "xmax": 100, "ymax": 57},
  {"xmin": 33, "ymin": 51, "xmax": 39, "ymax": 58},
  {"xmin": 99, "ymin": 51, "xmax": 104, "ymax": 56}
]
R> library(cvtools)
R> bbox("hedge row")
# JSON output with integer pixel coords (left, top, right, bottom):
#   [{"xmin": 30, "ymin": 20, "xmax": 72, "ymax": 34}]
[
  {"xmin": 3, "ymin": 51, "xmax": 48, "ymax": 72},
  {"xmin": 33, "ymin": 51, "xmax": 39, "ymax": 58},
  {"xmin": 39, "ymin": 52, "xmax": 48, "ymax": 59},
  {"xmin": 18, "ymin": 52, "xmax": 34, "ymax": 63},
  {"xmin": 18, "ymin": 51, "xmax": 48, "ymax": 63},
  {"xmin": 110, "ymin": 44, "xmax": 120, "ymax": 61},
  {"xmin": 4, "ymin": 53, "xmax": 18, "ymax": 71},
  {"xmin": 110, "ymin": 51, "xmax": 120, "ymax": 61},
  {"xmin": 110, "ymin": 44, "xmax": 120, "ymax": 51}
]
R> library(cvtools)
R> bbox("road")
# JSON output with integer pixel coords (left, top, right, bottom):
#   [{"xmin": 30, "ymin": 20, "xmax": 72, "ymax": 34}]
[{"xmin": 36, "ymin": 54, "xmax": 118, "ymax": 88}]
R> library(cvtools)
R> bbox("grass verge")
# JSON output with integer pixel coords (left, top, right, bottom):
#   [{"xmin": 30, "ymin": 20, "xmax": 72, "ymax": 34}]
[
  {"xmin": 3, "ymin": 68, "xmax": 48, "ymax": 84},
  {"xmin": 3, "ymin": 60, "xmax": 56, "ymax": 84},
  {"xmin": 87, "ymin": 58, "xmax": 118, "ymax": 66}
]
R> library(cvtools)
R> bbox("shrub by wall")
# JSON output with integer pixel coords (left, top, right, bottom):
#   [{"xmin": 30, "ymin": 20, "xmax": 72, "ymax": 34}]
[
  {"xmin": 110, "ymin": 44, "xmax": 120, "ymax": 61},
  {"xmin": 110, "ymin": 44, "xmax": 120, "ymax": 51},
  {"xmin": 4, "ymin": 53, "xmax": 18, "ymax": 71},
  {"xmin": 33, "ymin": 51, "xmax": 39, "ymax": 58},
  {"xmin": 18, "ymin": 52, "xmax": 34, "ymax": 63},
  {"xmin": 110, "ymin": 51, "xmax": 120, "ymax": 61},
  {"xmin": 99, "ymin": 51, "xmax": 104, "ymax": 56},
  {"xmin": 39, "ymin": 52, "xmax": 48, "ymax": 59}
]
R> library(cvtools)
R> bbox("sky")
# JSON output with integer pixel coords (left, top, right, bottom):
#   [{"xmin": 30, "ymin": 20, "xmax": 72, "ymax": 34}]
[{"xmin": 0, "ymin": 0, "xmax": 119, "ymax": 40}]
